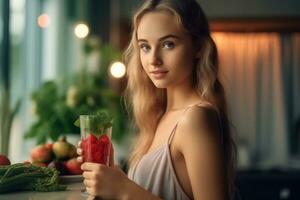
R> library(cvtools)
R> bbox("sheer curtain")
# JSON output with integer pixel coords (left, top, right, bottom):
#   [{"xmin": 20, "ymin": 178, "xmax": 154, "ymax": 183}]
[
  {"xmin": 212, "ymin": 32, "xmax": 299, "ymax": 167},
  {"xmin": 279, "ymin": 33, "xmax": 300, "ymax": 156}
]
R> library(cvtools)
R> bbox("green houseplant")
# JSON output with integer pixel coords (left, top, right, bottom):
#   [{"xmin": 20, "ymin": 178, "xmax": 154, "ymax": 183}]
[{"xmin": 24, "ymin": 40, "xmax": 128, "ymax": 144}]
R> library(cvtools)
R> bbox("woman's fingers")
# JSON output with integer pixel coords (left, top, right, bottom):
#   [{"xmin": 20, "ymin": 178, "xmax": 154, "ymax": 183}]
[
  {"xmin": 86, "ymin": 195, "xmax": 96, "ymax": 200},
  {"xmin": 77, "ymin": 156, "xmax": 83, "ymax": 163},
  {"xmin": 81, "ymin": 162, "xmax": 104, "ymax": 171},
  {"xmin": 109, "ymin": 143, "xmax": 115, "ymax": 167},
  {"xmin": 77, "ymin": 140, "xmax": 83, "ymax": 163},
  {"xmin": 84, "ymin": 177, "xmax": 99, "ymax": 197},
  {"xmin": 77, "ymin": 148, "xmax": 82, "ymax": 155},
  {"xmin": 82, "ymin": 171, "xmax": 95, "ymax": 179},
  {"xmin": 84, "ymin": 178, "xmax": 94, "ymax": 187},
  {"xmin": 76, "ymin": 143, "xmax": 83, "ymax": 162},
  {"xmin": 86, "ymin": 186, "xmax": 96, "ymax": 197}
]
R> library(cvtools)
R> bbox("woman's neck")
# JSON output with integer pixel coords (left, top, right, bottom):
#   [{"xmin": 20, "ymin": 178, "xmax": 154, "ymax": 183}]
[{"xmin": 166, "ymin": 83, "xmax": 202, "ymax": 112}]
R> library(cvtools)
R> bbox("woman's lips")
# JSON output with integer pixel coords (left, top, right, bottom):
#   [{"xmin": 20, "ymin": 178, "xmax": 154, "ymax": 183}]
[{"xmin": 150, "ymin": 70, "xmax": 169, "ymax": 79}]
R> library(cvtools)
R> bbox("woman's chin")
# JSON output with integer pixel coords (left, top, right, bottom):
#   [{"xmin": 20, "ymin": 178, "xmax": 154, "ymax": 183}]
[{"xmin": 152, "ymin": 81, "xmax": 168, "ymax": 89}]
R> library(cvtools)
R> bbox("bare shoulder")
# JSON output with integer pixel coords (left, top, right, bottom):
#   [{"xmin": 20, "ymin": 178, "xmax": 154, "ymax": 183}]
[
  {"xmin": 180, "ymin": 105, "xmax": 220, "ymax": 132},
  {"xmin": 172, "ymin": 105, "xmax": 226, "ymax": 199},
  {"xmin": 175, "ymin": 105, "xmax": 222, "ymax": 155}
]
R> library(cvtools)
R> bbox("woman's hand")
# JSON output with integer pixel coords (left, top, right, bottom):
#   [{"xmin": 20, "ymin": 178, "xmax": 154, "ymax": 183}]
[
  {"xmin": 77, "ymin": 141, "xmax": 128, "ymax": 199},
  {"xmin": 81, "ymin": 162, "xmax": 128, "ymax": 198}
]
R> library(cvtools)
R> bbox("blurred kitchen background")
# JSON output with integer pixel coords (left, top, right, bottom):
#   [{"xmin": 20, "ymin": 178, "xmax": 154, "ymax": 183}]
[{"xmin": 0, "ymin": 0, "xmax": 300, "ymax": 199}]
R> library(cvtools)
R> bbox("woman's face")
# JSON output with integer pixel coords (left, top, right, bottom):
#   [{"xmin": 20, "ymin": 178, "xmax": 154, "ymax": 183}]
[{"xmin": 137, "ymin": 11, "xmax": 197, "ymax": 89}]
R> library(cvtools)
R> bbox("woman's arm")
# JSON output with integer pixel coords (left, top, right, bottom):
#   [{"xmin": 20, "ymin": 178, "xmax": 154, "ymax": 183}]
[
  {"xmin": 122, "ymin": 177, "xmax": 162, "ymax": 200},
  {"xmin": 176, "ymin": 106, "xmax": 226, "ymax": 200}
]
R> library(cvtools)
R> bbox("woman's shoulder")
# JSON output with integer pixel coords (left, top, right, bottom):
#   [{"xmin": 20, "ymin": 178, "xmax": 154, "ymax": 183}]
[
  {"xmin": 180, "ymin": 103, "xmax": 220, "ymax": 130},
  {"xmin": 174, "ymin": 103, "xmax": 223, "ymax": 159},
  {"xmin": 172, "ymin": 103, "xmax": 222, "ymax": 148}
]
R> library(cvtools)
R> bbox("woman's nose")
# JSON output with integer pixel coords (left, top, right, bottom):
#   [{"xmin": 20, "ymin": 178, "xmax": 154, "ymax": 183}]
[{"xmin": 149, "ymin": 49, "xmax": 162, "ymax": 66}]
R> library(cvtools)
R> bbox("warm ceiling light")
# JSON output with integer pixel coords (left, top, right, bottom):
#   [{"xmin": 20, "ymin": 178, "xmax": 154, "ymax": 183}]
[
  {"xmin": 37, "ymin": 13, "xmax": 50, "ymax": 28},
  {"xmin": 74, "ymin": 23, "xmax": 89, "ymax": 39},
  {"xmin": 110, "ymin": 62, "xmax": 126, "ymax": 78}
]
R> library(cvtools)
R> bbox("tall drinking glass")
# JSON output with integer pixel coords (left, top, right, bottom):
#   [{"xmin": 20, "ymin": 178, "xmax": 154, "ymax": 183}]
[
  {"xmin": 80, "ymin": 115, "xmax": 112, "ymax": 165},
  {"xmin": 79, "ymin": 115, "xmax": 112, "ymax": 198}
]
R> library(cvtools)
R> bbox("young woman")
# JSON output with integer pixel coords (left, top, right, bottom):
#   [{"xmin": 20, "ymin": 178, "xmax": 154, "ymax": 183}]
[{"xmin": 78, "ymin": 0, "xmax": 236, "ymax": 199}]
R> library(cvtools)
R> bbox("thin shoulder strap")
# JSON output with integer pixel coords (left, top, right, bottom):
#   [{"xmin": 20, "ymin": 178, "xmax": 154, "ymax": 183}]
[
  {"xmin": 167, "ymin": 103, "xmax": 224, "ymax": 145},
  {"xmin": 167, "ymin": 104, "xmax": 196, "ymax": 145}
]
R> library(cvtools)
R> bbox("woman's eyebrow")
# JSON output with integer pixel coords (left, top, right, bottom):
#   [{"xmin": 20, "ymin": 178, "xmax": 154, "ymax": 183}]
[
  {"xmin": 158, "ymin": 34, "xmax": 180, "ymax": 41},
  {"xmin": 137, "ymin": 34, "xmax": 180, "ymax": 43}
]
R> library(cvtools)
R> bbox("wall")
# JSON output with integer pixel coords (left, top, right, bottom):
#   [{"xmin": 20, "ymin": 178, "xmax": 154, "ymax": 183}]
[
  {"xmin": 199, "ymin": 0, "xmax": 300, "ymax": 18},
  {"xmin": 120, "ymin": 0, "xmax": 300, "ymax": 19}
]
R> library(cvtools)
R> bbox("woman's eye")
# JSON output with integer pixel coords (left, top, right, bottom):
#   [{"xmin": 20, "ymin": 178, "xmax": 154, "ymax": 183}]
[
  {"xmin": 139, "ymin": 44, "xmax": 151, "ymax": 52},
  {"xmin": 162, "ymin": 41, "xmax": 175, "ymax": 49}
]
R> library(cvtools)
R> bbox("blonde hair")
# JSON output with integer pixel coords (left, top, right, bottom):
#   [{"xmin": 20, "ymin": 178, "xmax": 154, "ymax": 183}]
[{"xmin": 124, "ymin": 0, "xmax": 236, "ymax": 199}]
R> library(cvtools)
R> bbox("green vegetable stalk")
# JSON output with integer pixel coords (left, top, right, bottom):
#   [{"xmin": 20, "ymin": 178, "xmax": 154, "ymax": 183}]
[{"xmin": 0, "ymin": 163, "xmax": 67, "ymax": 193}]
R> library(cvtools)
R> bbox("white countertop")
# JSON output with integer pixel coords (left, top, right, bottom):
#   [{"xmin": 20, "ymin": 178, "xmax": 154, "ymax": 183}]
[{"xmin": 0, "ymin": 183, "xmax": 92, "ymax": 200}]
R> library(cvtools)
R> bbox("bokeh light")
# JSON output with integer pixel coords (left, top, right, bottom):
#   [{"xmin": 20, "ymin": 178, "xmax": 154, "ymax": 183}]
[
  {"xmin": 74, "ymin": 23, "xmax": 89, "ymax": 38},
  {"xmin": 110, "ymin": 62, "xmax": 126, "ymax": 78},
  {"xmin": 37, "ymin": 13, "xmax": 50, "ymax": 28}
]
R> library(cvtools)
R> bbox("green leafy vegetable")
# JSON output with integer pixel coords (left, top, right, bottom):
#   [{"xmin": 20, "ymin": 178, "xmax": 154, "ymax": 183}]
[
  {"xmin": 0, "ymin": 163, "xmax": 67, "ymax": 193},
  {"xmin": 74, "ymin": 110, "xmax": 113, "ymax": 137}
]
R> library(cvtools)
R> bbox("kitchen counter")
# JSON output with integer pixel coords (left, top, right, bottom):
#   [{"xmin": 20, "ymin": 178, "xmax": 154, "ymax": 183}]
[{"xmin": 0, "ymin": 183, "xmax": 93, "ymax": 200}]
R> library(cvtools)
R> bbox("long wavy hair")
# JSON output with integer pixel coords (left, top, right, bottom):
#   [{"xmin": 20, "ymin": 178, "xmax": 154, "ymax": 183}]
[{"xmin": 124, "ymin": 0, "xmax": 236, "ymax": 199}]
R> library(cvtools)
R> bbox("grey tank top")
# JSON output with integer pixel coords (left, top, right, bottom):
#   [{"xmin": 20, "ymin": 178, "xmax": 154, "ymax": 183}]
[{"xmin": 128, "ymin": 103, "xmax": 223, "ymax": 200}]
